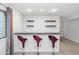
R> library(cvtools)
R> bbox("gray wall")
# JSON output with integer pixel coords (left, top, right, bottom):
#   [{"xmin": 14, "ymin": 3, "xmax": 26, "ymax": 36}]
[{"xmin": 64, "ymin": 18, "xmax": 79, "ymax": 43}]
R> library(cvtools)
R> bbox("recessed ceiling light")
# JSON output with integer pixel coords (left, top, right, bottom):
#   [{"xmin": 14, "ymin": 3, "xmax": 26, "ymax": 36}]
[
  {"xmin": 26, "ymin": 8, "xmax": 32, "ymax": 12},
  {"xmin": 51, "ymin": 8, "xmax": 58, "ymax": 12},
  {"xmin": 40, "ymin": 8, "xmax": 44, "ymax": 12}
]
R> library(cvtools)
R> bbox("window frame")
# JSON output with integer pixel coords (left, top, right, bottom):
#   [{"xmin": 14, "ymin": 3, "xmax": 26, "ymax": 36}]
[{"xmin": 0, "ymin": 9, "xmax": 7, "ymax": 39}]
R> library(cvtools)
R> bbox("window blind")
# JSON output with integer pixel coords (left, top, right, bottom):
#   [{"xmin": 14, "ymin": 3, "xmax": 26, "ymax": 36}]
[{"xmin": 0, "ymin": 10, "xmax": 6, "ymax": 39}]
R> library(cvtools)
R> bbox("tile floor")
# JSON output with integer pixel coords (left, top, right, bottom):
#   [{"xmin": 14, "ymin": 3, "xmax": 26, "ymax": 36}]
[{"xmin": 56, "ymin": 37, "xmax": 79, "ymax": 55}]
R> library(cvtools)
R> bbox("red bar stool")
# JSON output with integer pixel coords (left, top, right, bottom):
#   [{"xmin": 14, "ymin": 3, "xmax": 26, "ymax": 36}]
[
  {"xmin": 17, "ymin": 35, "xmax": 27, "ymax": 55},
  {"xmin": 33, "ymin": 35, "xmax": 42, "ymax": 55},
  {"xmin": 48, "ymin": 35, "xmax": 58, "ymax": 55}
]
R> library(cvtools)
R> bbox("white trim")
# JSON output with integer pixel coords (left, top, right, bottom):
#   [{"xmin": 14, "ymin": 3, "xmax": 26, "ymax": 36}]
[{"xmin": 0, "ymin": 4, "xmax": 7, "ymax": 12}]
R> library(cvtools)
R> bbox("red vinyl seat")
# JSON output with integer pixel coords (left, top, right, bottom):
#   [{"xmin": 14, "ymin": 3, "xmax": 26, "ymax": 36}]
[
  {"xmin": 17, "ymin": 35, "xmax": 27, "ymax": 48},
  {"xmin": 48, "ymin": 35, "xmax": 58, "ymax": 48},
  {"xmin": 33, "ymin": 35, "xmax": 42, "ymax": 47}
]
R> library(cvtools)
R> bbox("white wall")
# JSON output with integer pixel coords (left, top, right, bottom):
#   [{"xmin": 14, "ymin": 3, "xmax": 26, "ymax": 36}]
[
  {"xmin": 24, "ymin": 16, "xmax": 60, "ymax": 33},
  {"xmin": 64, "ymin": 18, "xmax": 79, "ymax": 43},
  {"xmin": 13, "ymin": 9, "xmax": 24, "ymax": 33}
]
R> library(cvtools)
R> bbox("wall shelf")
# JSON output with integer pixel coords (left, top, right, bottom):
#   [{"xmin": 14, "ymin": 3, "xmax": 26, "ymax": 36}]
[
  {"xmin": 45, "ymin": 25, "xmax": 56, "ymax": 27},
  {"xmin": 26, "ymin": 20, "xmax": 34, "ymax": 22},
  {"xmin": 45, "ymin": 20, "xmax": 56, "ymax": 22},
  {"xmin": 26, "ymin": 25, "xmax": 34, "ymax": 27}
]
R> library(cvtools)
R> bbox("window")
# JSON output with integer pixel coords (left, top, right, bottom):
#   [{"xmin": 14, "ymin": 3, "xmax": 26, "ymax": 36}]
[{"xmin": 0, "ymin": 10, "xmax": 6, "ymax": 39}]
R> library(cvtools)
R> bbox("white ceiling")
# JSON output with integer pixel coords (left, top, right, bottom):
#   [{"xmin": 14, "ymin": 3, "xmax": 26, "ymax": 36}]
[{"xmin": 5, "ymin": 3, "xmax": 79, "ymax": 20}]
